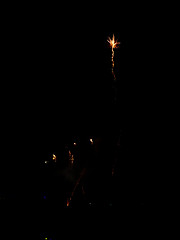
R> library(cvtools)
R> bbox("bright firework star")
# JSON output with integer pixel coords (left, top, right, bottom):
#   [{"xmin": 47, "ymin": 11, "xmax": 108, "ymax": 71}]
[{"xmin": 107, "ymin": 34, "xmax": 120, "ymax": 80}]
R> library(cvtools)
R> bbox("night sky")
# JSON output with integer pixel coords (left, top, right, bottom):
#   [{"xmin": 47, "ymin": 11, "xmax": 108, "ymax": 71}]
[
  {"xmin": 33, "ymin": 18, "xmax": 154, "ymax": 157},
  {"xmin": 1, "ymin": 8, "xmax": 171, "ymax": 238},
  {"xmin": 35, "ymin": 22, "xmax": 136, "ymax": 137},
  {"xmin": 33, "ymin": 13, "xmax": 159, "ymax": 205},
  {"xmin": 2, "ymin": 11, "xmax": 157, "ymax": 183}
]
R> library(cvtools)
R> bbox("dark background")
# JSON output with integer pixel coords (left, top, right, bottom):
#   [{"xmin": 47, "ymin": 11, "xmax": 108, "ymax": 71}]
[
  {"xmin": 0, "ymin": 6, "xmax": 171, "ymax": 211},
  {"xmin": 0, "ymin": 6, "xmax": 174, "ymax": 240}
]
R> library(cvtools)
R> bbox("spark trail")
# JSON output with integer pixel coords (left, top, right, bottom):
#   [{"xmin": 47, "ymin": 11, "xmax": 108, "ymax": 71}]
[
  {"xmin": 107, "ymin": 34, "xmax": 120, "ymax": 81},
  {"xmin": 107, "ymin": 34, "xmax": 120, "ymax": 104},
  {"xmin": 66, "ymin": 168, "xmax": 86, "ymax": 207}
]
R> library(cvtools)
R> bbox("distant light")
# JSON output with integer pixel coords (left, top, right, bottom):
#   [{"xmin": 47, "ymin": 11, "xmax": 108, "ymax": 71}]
[
  {"xmin": 52, "ymin": 154, "xmax": 57, "ymax": 162},
  {"xmin": 67, "ymin": 198, "xmax": 70, "ymax": 207},
  {"xmin": 90, "ymin": 138, "xmax": 93, "ymax": 144},
  {"xmin": 73, "ymin": 142, "xmax": 77, "ymax": 146},
  {"xmin": 45, "ymin": 238, "xmax": 48, "ymax": 240},
  {"xmin": 45, "ymin": 161, "xmax": 48, "ymax": 164},
  {"xmin": 43, "ymin": 195, "xmax": 47, "ymax": 200}
]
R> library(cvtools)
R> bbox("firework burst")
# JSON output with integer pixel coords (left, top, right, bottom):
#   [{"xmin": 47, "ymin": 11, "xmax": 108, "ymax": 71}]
[
  {"xmin": 107, "ymin": 34, "xmax": 120, "ymax": 50},
  {"xmin": 107, "ymin": 34, "xmax": 120, "ymax": 80}
]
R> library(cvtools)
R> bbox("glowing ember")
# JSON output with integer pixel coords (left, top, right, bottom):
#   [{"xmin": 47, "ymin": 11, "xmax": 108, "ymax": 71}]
[
  {"xmin": 67, "ymin": 199, "xmax": 70, "ymax": 207},
  {"xmin": 52, "ymin": 154, "xmax": 57, "ymax": 162}
]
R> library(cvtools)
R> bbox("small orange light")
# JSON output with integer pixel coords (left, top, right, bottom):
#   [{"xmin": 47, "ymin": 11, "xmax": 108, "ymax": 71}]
[
  {"xmin": 67, "ymin": 198, "xmax": 71, "ymax": 207},
  {"xmin": 52, "ymin": 154, "xmax": 57, "ymax": 162}
]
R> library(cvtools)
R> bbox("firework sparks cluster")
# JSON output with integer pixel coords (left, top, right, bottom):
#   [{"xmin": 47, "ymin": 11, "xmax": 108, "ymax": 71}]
[{"xmin": 107, "ymin": 34, "xmax": 120, "ymax": 51}]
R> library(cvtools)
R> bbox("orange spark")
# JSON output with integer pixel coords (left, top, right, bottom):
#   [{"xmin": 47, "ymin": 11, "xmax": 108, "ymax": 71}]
[
  {"xmin": 67, "ymin": 198, "xmax": 71, "ymax": 207},
  {"xmin": 52, "ymin": 154, "xmax": 57, "ymax": 162},
  {"xmin": 107, "ymin": 34, "xmax": 120, "ymax": 50}
]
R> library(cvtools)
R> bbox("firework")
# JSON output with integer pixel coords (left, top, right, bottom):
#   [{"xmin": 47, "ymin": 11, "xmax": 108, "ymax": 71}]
[{"xmin": 107, "ymin": 34, "xmax": 120, "ymax": 80}]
